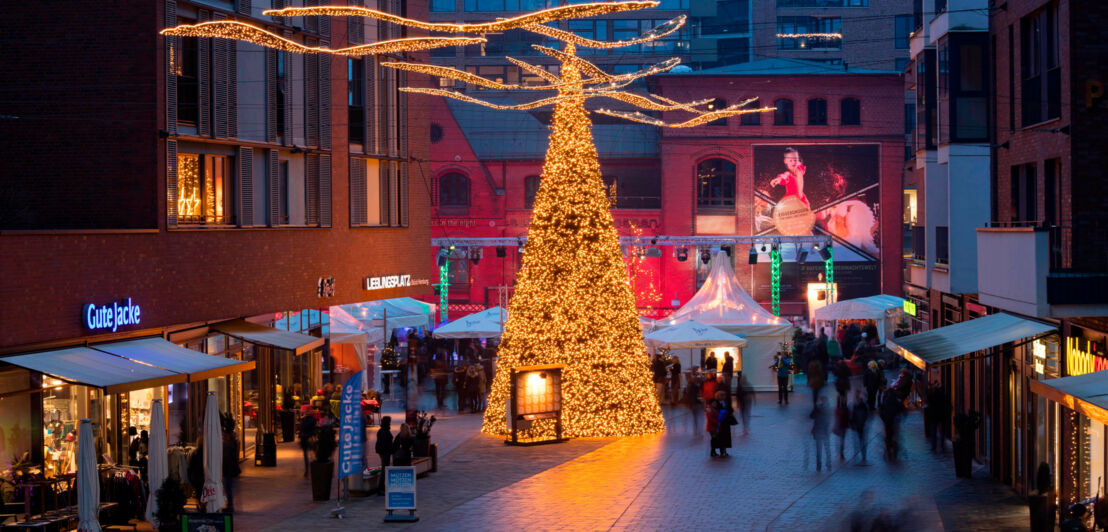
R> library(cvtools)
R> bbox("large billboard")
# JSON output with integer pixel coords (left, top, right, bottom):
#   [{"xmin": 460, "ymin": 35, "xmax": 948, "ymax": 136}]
[{"xmin": 753, "ymin": 144, "xmax": 880, "ymax": 261}]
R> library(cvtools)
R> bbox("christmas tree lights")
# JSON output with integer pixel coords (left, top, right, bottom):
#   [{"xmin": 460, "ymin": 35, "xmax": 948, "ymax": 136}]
[{"xmin": 164, "ymin": 1, "xmax": 774, "ymax": 439}]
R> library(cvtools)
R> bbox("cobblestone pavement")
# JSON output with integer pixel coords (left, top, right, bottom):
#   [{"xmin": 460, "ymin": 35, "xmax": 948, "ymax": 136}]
[{"xmin": 250, "ymin": 383, "xmax": 1028, "ymax": 531}]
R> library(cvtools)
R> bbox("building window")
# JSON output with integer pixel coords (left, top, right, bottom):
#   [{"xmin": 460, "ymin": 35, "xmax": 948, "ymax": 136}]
[
  {"xmin": 807, "ymin": 98, "xmax": 828, "ymax": 125},
  {"xmin": 279, "ymin": 161, "xmax": 290, "ymax": 225},
  {"xmin": 777, "ymin": 16, "xmax": 842, "ymax": 50},
  {"xmin": 935, "ymin": 226, "xmax": 949, "ymax": 265},
  {"xmin": 177, "ymin": 153, "xmax": 233, "ymax": 225},
  {"xmin": 439, "ymin": 172, "xmax": 470, "ymax": 209},
  {"xmin": 464, "ymin": 0, "xmax": 551, "ymax": 11},
  {"xmin": 911, "ymin": 225, "xmax": 925, "ymax": 261},
  {"xmin": 176, "ymin": 24, "xmax": 200, "ymax": 126},
  {"xmin": 431, "ymin": 0, "xmax": 455, "ymax": 11},
  {"xmin": 740, "ymin": 104, "xmax": 761, "ymax": 126},
  {"xmin": 774, "ymin": 99, "xmax": 794, "ymax": 125},
  {"xmin": 696, "ymin": 158, "xmax": 736, "ymax": 210},
  {"xmin": 276, "ymin": 52, "xmax": 288, "ymax": 142},
  {"xmin": 708, "ymin": 98, "xmax": 727, "ymax": 126},
  {"xmin": 895, "ymin": 57, "xmax": 910, "ymax": 72},
  {"xmin": 524, "ymin": 175, "xmax": 541, "ymax": 209},
  {"xmin": 895, "ymin": 14, "xmax": 913, "ymax": 49},
  {"xmin": 1021, "ymin": 3, "xmax": 1061, "ymax": 126},
  {"xmin": 778, "ymin": 0, "xmax": 866, "ymax": 5},
  {"xmin": 841, "ymin": 98, "xmax": 861, "ymax": 125},
  {"xmin": 430, "ymin": 123, "xmax": 443, "ymax": 144},
  {"xmin": 1011, "ymin": 163, "xmax": 1037, "ymax": 223},
  {"xmin": 348, "ymin": 59, "xmax": 365, "ymax": 145}
]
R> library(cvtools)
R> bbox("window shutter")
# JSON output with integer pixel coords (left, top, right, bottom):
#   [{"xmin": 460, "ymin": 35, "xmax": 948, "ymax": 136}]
[
  {"xmin": 265, "ymin": 48, "xmax": 277, "ymax": 142},
  {"xmin": 306, "ymin": 154, "xmax": 320, "ymax": 226},
  {"xmin": 398, "ymin": 71, "xmax": 408, "ymax": 158},
  {"xmin": 319, "ymin": 7, "xmax": 331, "ymax": 37},
  {"xmin": 305, "ymin": 52, "xmax": 320, "ymax": 147},
  {"xmin": 399, "ymin": 162, "xmax": 409, "ymax": 227},
  {"xmin": 268, "ymin": 149, "xmax": 280, "ymax": 226},
  {"xmin": 379, "ymin": 161, "xmax": 391, "ymax": 224},
  {"xmin": 388, "ymin": 161, "xmax": 399, "ymax": 226},
  {"xmin": 349, "ymin": 157, "xmax": 366, "ymax": 226},
  {"xmin": 166, "ymin": 0, "xmax": 178, "ymax": 135},
  {"xmin": 319, "ymin": 154, "xmax": 332, "ymax": 227},
  {"xmin": 213, "ymin": 13, "xmax": 230, "ymax": 138},
  {"xmin": 198, "ymin": 10, "xmax": 211, "ymax": 136},
  {"xmin": 271, "ymin": 0, "xmax": 285, "ymax": 25},
  {"xmin": 385, "ymin": 68, "xmax": 397, "ymax": 157},
  {"xmin": 348, "ymin": 15, "xmax": 363, "ymax": 44},
  {"xmin": 167, "ymin": 140, "xmax": 178, "ymax": 228},
  {"xmin": 237, "ymin": 0, "xmax": 251, "ymax": 15},
  {"xmin": 237, "ymin": 147, "xmax": 254, "ymax": 226},
  {"xmin": 228, "ymin": 41, "xmax": 238, "ymax": 138},
  {"xmin": 318, "ymin": 49, "xmax": 331, "ymax": 150},
  {"xmin": 365, "ymin": 58, "xmax": 376, "ymax": 155}
]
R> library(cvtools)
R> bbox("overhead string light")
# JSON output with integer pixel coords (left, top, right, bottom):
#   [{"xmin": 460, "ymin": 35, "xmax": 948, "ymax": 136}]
[
  {"xmin": 160, "ymin": 21, "xmax": 485, "ymax": 56},
  {"xmin": 775, "ymin": 32, "xmax": 843, "ymax": 39},
  {"xmin": 524, "ymin": 15, "xmax": 685, "ymax": 49}
]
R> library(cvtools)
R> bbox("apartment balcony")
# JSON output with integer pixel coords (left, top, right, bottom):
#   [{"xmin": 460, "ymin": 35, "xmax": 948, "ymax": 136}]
[
  {"xmin": 929, "ymin": 0, "xmax": 988, "ymax": 44},
  {"xmin": 977, "ymin": 225, "xmax": 1108, "ymax": 317}
]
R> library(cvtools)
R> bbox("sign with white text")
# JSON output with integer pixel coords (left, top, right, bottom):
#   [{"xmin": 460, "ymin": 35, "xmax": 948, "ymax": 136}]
[
  {"xmin": 83, "ymin": 298, "xmax": 142, "ymax": 332},
  {"xmin": 385, "ymin": 466, "xmax": 417, "ymax": 510},
  {"xmin": 338, "ymin": 371, "xmax": 364, "ymax": 479}
]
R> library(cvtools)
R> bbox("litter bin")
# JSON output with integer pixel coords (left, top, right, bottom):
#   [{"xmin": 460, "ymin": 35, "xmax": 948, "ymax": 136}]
[{"xmin": 254, "ymin": 432, "xmax": 277, "ymax": 467}]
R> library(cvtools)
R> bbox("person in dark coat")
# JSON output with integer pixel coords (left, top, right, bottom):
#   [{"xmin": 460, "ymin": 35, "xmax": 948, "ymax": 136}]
[
  {"xmin": 879, "ymin": 389, "xmax": 903, "ymax": 462},
  {"xmin": 668, "ymin": 358, "xmax": 682, "ymax": 405},
  {"xmin": 721, "ymin": 354, "xmax": 734, "ymax": 401},
  {"xmin": 807, "ymin": 358, "xmax": 826, "ymax": 407},
  {"xmin": 863, "ymin": 361, "xmax": 886, "ymax": 412},
  {"xmin": 713, "ymin": 391, "xmax": 735, "ymax": 457},
  {"xmin": 735, "ymin": 381, "xmax": 752, "ymax": 435},
  {"xmin": 705, "ymin": 397, "xmax": 721, "ymax": 456},
  {"xmin": 298, "ymin": 410, "xmax": 317, "ymax": 478},
  {"xmin": 375, "ymin": 416, "xmax": 394, "ymax": 494},
  {"xmin": 392, "ymin": 423, "xmax": 414, "ymax": 466},
  {"xmin": 704, "ymin": 351, "xmax": 719, "ymax": 374},
  {"xmin": 833, "ymin": 394, "xmax": 850, "ymax": 460},
  {"xmin": 925, "ymin": 382, "xmax": 951, "ymax": 452},
  {"xmin": 833, "ymin": 359, "xmax": 852, "ymax": 399},
  {"xmin": 850, "ymin": 393, "xmax": 869, "ymax": 464},
  {"xmin": 810, "ymin": 396, "xmax": 832, "ymax": 471},
  {"xmin": 453, "ymin": 364, "xmax": 468, "ymax": 413}
]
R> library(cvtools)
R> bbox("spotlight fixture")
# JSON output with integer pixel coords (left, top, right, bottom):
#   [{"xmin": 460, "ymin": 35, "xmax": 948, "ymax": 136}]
[
  {"xmin": 770, "ymin": 240, "xmax": 779, "ymax": 252},
  {"xmin": 747, "ymin": 246, "xmax": 758, "ymax": 265},
  {"xmin": 436, "ymin": 252, "xmax": 448, "ymax": 268},
  {"xmin": 469, "ymin": 247, "xmax": 483, "ymax": 265},
  {"xmin": 645, "ymin": 246, "xmax": 663, "ymax": 258},
  {"xmin": 675, "ymin": 247, "xmax": 689, "ymax": 262},
  {"xmin": 816, "ymin": 243, "xmax": 832, "ymax": 261},
  {"xmin": 700, "ymin": 249, "xmax": 711, "ymax": 264},
  {"xmin": 495, "ymin": 246, "xmax": 506, "ymax": 258},
  {"xmin": 650, "ymin": 237, "xmax": 658, "ymax": 245},
  {"xmin": 796, "ymin": 247, "xmax": 808, "ymax": 263},
  {"xmin": 760, "ymin": 244, "xmax": 767, "ymax": 253}
]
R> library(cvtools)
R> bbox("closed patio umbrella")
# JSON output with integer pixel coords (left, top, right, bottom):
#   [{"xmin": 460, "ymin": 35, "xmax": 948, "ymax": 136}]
[
  {"xmin": 76, "ymin": 418, "xmax": 101, "ymax": 532},
  {"xmin": 201, "ymin": 391, "xmax": 226, "ymax": 512},
  {"xmin": 146, "ymin": 399, "xmax": 168, "ymax": 524}
]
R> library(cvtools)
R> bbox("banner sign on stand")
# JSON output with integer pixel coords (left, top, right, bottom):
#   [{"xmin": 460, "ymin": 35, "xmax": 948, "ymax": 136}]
[
  {"xmin": 384, "ymin": 466, "xmax": 418, "ymax": 521},
  {"xmin": 338, "ymin": 371, "xmax": 364, "ymax": 479}
]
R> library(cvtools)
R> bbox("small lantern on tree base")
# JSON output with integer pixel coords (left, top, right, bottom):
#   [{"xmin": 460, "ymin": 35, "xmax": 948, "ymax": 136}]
[{"xmin": 507, "ymin": 364, "xmax": 566, "ymax": 446}]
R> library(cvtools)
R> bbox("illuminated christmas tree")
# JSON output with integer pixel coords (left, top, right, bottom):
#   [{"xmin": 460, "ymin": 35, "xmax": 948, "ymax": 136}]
[{"xmin": 163, "ymin": 1, "xmax": 772, "ymax": 439}]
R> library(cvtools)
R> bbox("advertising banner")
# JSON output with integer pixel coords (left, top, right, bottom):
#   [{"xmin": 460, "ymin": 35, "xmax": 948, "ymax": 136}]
[
  {"xmin": 338, "ymin": 370, "xmax": 364, "ymax": 479},
  {"xmin": 385, "ymin": 466, "xmax": 417, "ymax": 510}
]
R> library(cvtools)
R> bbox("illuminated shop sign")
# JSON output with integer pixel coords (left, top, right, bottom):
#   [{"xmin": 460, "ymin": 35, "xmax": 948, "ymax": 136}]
[
  {"xmin": 83, "ymin": 298, "xmax": 142, "ymax": 332},
  {"xmin": 1066, "ymin": 337, "xmax": 1108, "ymax": 377},
  {"xmin": 364, "ymin": 274, "xmax": 431, "ymax": 291},
  {"xmin": 1033, "ymin": 340, "xmax": 1046, "ymax": 375},
  {"xmin": 903, "ymin": 300, "xmax": 917, "ymax": 317}
]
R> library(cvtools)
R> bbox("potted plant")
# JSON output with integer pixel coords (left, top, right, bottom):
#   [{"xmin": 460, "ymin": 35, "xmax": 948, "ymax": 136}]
[
  {"xmin": 412, "ymin": 411, "xmax": 436, "ymax": 458},
  {"xmin": 1028, "ymin": 462, "xmax": 1056, "ymax": 532},
  {"xmin": 154, "ymin": 479, "xmax": 186, "ymax": 532},
  {"xmin": 309, "ymin": 423, "xmax": 336, "ymax": 501}
]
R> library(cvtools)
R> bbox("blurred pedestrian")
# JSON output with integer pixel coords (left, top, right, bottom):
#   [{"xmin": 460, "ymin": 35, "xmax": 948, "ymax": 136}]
[
  {"xmin": 668, "ymin": 357, "xmax": 682, "ymax": 405},
  {"xmin": 392, "ymin": 422, "xmax": 414, "ymax": 467},
  {"xmin": 298, "ymin": 408, "xmax": 317, "ymax": 477},
  {"xmin": 686, "ymin": 369, "xmax": 702, "ymax": 433},
  {"xmin": 477, "ymin": 362, "xmax": 488, "ymax": 411},
  {"xmin": 863, "ymin": 361, "xmax": 885, "ymax": 412},
  {"xmin": 705, "ymin": 351, "xmax": 719, "ymax": 374},
  {"xmin": 810, "ymin": 396, "xmax": 832, "ymax": 472},
  {"xmin": 722, "ymin": 353, "xmax": 734, "ymax": 400},
  {"xmin": 925, "ymin": 380, "xmax": 951, "ymax": 452},
  {"xmin": 850, "ymin": 393, "xmax": 869, "ymax": 464},
  {"xmin": 807, "ymin": 358, "xmax": 826, "ymax": 407},
  {"xmin": 466, "ymin": 364, "xmax": 481, "ymax": 412},
  {"xmin": 705, "ymin": 396, "xmax": 721, "ymax": 456},
  {"xmin": 774, "ymin": 353, "xmax": 792, "ymax": 405},
  {"xmin": 833, "ymin": 359, "xmax": 852, "ymax": 399},
  {"xmin": 652, "ymin": 355, "xmax": 668, "ymax": 405},
  {"xmin": 735, "ymin": 382, "xmax": 752, "ymax": 435},
  {"xmin": 712, "ymin": 391, "xmax": 735, "ymax": 457},
  {"xmin": 453, "ymin": 363, "xmax": 467, "ymax": 413},
  {"xmin": 879, "ymin": 389, "xmax": 902, "ymax": 462},
  {"xmin": 827, "ymin": 330, "xmax": 843, "ymax": 362},
  {"xmin": 833, "ymin": 394, "xmax": 850, "ymax": 460}
]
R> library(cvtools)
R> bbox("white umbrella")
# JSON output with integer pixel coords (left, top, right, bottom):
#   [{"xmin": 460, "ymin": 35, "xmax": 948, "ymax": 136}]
[
  {"xmin": 644, "ymin": 320, "xmax": 749, "ymax": 349},
  {"xmin": 201, "ymin": 392, "xmax": 226, "ymax": 512},
  {"xmin": 76, "ymin": 418, "xmax": 101, "ymax": 532},
  {"xmin": 146, "ymin": 399, "xmax": 168, "ymax": 525}
]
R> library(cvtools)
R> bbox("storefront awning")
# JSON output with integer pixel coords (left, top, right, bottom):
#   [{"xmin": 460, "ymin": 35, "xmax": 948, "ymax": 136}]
[
  {"xmin": 1030, "ymin": 372, "xmax": 1108, "ymax": 427},
  {"xmin": 886, "ymin": 313, "xmax": 1055, "ymax": 370},
  {"xmin": 1, "ymin": 347, "xmax": 185, "ymax": 395},
  {"xmin": 212, "ymin": 320, "xmax": 325, "ymax": 355},
  {"xmin": 94, "ymin": 338, "xmax": 255, "ymax": 382}
]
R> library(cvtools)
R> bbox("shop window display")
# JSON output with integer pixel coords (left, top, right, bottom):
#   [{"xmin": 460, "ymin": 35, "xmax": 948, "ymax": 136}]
[
  {"xmin": 1, "ymin": 369, "xmax": 33, "ymax": 472},
  {"xmin": 42, "ymin": 382, "xmax": 98, "ymax": 477}
]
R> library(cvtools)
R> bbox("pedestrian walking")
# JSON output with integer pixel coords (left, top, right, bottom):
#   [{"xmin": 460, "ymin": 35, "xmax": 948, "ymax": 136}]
[
  {"xmin": 453, "ymin": 363, "xmax": 467, "ymax": 413},
  {"xmin": 773, "ymin": 353, "xmax": 792, "ymax": 405},
  {"xmin": 735, "ymin": 382, "xmax": 752, "ymax": 435},
  {"xmin": 827, "ymin": 331, "xmax": 842, "ymax": 362},
  {"xmin": 879, "ymin": 389, "xmax": 902, "ymax": 462},
  {"xmin": 721, "ymin": 353, "xmax": 734, "ymax": 400},
  {"xmin": 833, "ymin": 394, "xmax": 850, "ymax": 460},
  {"xmin": 668, "ymin": 357, "xmax": 682, "ymax": 405},
  {"xmin": 810, "ymin": 396, "xmax": 832, "ymax": 472},
  {"xmin": 477, "ymin": 362, "xmax": 488, "ymax": 411},
  {"xmin": 850, "ymin": 393, "xmax": 869, "ymax": 464},
  {"xmin": 925, "ymin": 381, "xmax": 951, "ymax": 452},
  {"xmin": 298, "ymin": 408, "xmax": 317, "ymax": 478},
  {"xmin": 374, "ymin": 416, "xmax": 393, "ymax": 494},
  {"xmin": 863, "ymin": 361, "xmax": 885, "ymax": 412},
  {"xmin": 807, "ymin": 358, "xmax": 825, "ymax": 407},
  {"xmin": 833, "ymin": 359, "xmax": 851, "ymax": 399},
  {"xmin": 466, "ymin": 364, "xmax": 481, "ymax": 412},
  {"xmin": 686, "ymin": 370, "xmax": 702, "ymax": 434},
  {"xmin": 652, "ymin": 355, "xmax": 668, "ymax": 405},
  {"xmin": 705, "ymin": 397, "xmax": 721, "ymax": 456},
  {"xmin": 714, "ymin": 391, "xmax": 735, "ymax": 457}
]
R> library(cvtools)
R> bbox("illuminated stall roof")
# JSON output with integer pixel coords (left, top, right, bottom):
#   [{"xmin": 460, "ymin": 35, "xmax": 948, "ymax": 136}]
[
  {"xmin": 433, "ymin": 306, "xmax": 508, "ymax": 339},
  {"xmin": 2, "ymin": 346, "xmax": 183, "ymax": 395},
  {"xmin": 94, "ymin": 337, "xmax": 254, "ymax": 382},
  {"xmin": 1030, "ymin": 372, "xmax": 1108, "ymax": 427},
  {"xmin": 659, "ymin": 251, "xmax": 786, "ymax": 327},
  {"xmin": 212, "ymin": 320, "xmax": 325, "ymax": 355},
  {"xmin": 887, "ymin": 313, "xmax": 1054, "ymax": 370}
]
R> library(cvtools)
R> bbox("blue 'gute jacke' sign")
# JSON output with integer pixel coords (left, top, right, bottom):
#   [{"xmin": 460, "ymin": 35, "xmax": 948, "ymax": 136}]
[{"xmin": 83, "ymin": 298, "xmax": 141, "ymax": 332}]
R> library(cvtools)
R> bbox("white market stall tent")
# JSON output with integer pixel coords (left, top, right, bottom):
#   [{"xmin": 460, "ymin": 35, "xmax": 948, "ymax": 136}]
[
  {"xmin": 433, "ymin": 306, "xmax": 508, "ymax": 339},
  {"xmin": 654, "ymin": 252, "xmax": 793, "ymax": 391},
  {"xmin": 327, "ymin": 298, "xmax": 436, "ymax": 393},
  {"xmin": 644, "ymin": 320, "xmax": 747, "ymax": 352},
  {"xmin": 812, "ymin": 294, "xmax": 905, "ymax": 344}
]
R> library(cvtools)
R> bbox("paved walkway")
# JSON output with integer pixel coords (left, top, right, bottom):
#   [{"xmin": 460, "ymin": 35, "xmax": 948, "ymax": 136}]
[{"xmin": 234, "ymin": 384, "xmax": 1029, "ymax": 531}]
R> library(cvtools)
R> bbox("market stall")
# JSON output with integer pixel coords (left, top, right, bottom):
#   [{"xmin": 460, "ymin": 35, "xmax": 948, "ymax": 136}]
[
  {"xmin": 654, "ymin": 252, "xmax": 793, "ymax": 391},
  {"xmin": 813, "ymin": 294, "xmax": 906, "ymax": 344},
  {"xmin": 644, "ymin": 320, "xmax": 748, "ymax": 372},
  {"xmin": 432, "ymin": 306, "xmax": 508, "ymax": 339}
]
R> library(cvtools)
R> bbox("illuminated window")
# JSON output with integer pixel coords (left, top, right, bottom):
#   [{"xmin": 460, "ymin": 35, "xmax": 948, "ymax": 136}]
[
  {"xmin": 176, "ymin": 19, "xmax": 200, "ymax": 126},
  {"xmin": 696, "ymin": 158, "xmax": 736, "ymax": 209},
  {"xmin": 177, "ymin": 153, "xmax": 233, "ymax": 225},
  {"xmin": 777, "ymin": 16, "xmax": 842, "ymax": 50},
  {"xmin": 348, "ymin": 59, "xmax": 365, "ymax": 144}
]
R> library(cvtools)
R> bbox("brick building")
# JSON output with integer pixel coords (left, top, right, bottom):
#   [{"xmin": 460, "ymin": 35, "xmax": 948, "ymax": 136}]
[
  {"xmin": 430, "ymin": 58, "xmax": 904, "ymax": 323},
  {"xmin": 0, "ymin": 0, "xmax": 434, "ymax": 470}
]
